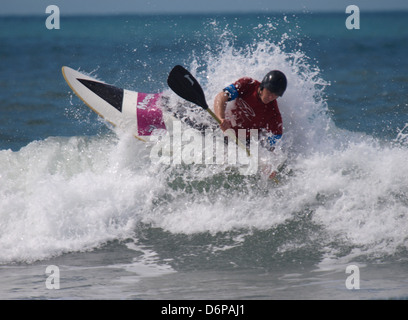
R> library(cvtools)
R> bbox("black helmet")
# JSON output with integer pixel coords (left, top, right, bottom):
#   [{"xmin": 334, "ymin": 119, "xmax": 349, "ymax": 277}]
[{"xmin": 260, "ymin": 70, "xmax": 287, "ymax": 97}]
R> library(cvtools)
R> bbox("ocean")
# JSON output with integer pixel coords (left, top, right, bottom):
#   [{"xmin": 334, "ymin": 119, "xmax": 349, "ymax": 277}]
[{"xmin": 1, "ymin": 11, "xmax": 408, "ymax": 302}]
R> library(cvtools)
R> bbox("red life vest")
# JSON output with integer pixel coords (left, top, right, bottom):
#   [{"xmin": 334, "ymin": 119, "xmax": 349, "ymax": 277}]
[{"xmin": 225, "ymin": 77, "xmax": 283, "ymax": 142}]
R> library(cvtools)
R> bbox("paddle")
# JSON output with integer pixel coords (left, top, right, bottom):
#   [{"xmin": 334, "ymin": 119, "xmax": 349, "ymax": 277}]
[{"xmin": 167, "ymin": 65, "xmax": 250, "ymax": 156}]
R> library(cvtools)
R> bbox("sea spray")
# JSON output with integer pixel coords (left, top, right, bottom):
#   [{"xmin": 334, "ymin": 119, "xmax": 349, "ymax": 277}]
[
  {"xmin": 0, "ymin": 135, "xmax": 149, "ymax": 263},
  {"xmin": 1, "ymin": 16, "xmax": 408, "ymax": 268},
  {"xmin": 154, "ymin": 22, "xmax": 408, "ymax": 263}
]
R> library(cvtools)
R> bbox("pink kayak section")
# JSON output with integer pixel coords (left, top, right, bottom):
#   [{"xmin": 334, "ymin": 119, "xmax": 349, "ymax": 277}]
[{"xmin": 136, "ymin": 93, "xmax": 166, "ymax": 136}]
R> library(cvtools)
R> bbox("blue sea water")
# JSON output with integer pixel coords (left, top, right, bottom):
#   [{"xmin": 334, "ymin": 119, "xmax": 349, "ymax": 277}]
[{"xmin": 1, "ymin": 12, "xmax": 408, "ymax": 301}]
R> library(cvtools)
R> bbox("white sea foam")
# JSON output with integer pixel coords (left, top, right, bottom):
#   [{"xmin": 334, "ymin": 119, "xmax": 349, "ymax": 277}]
[{"xmin": 0, "ymin": 134, "xmax": 153, "ymax": 263}]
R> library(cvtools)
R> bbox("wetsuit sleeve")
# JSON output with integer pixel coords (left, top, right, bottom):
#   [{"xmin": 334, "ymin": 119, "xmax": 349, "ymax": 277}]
[
  {"xmin": 267, "ymin": 134, "xmax": 282, "ymax": 146},
  {"xmin": 223, "ymin": 77, "xmax": 254, "ymax": 101},
  {"xmin": 223, "ymin": 84, "xmax": 239, "ymax": 101}
]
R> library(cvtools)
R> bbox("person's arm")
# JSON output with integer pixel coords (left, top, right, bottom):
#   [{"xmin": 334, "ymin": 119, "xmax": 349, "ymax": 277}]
[
  {"xmin": 262, "ymin": 102, "xmax": 283, "ymax": 151},
  {"xmin": 213, "ymin": 91, "xmax": 232, "ymax": 132}
]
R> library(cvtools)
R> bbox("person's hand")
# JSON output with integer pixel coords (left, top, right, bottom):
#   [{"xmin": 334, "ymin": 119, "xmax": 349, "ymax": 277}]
[
  {"xmin": 269, "ymin": 171, "xmax": 277, "ymax": 180},
  {"xmin": 260, "ymin": 163, "xmax": 278, "ymax": 181},
  {"xmin": 219, "ymin": 119, "xmax": 232, "ymax": 132}
]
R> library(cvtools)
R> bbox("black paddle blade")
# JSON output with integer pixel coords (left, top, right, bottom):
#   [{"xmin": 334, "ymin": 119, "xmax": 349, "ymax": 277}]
[{"xmin": 167, "ymin": 65, "xmax": 209, "ymax": 110}]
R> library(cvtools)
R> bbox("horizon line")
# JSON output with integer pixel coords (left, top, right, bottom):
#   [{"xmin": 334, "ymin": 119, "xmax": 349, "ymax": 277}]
[{"xmin": 1, "ymin": 8, "xmax": 408, "ymax": 17}]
